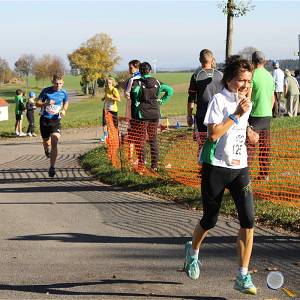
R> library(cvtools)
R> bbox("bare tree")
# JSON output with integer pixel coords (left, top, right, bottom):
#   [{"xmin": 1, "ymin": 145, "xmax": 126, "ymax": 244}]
[
  {"xmin": 218, "ymin": 0, "xmax": 254, "ymax": 62},
  {"xmin": 32, "ymin": 55, "xmax": 65, "ymax": 87},
  {"xmin": 0, "ymin": 57, "xmax": 13, "ymax": 85},
  {"xmin": 14, "ymin": 54, "xmax": 36, "ymax": 89},
  {"xmin": 238, "ymin": 46, "xmax": 258, "ymax": 61}
]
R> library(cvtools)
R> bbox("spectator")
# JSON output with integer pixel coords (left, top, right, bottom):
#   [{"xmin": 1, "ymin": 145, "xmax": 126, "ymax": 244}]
[
  {"xmin": 26, "ymin": 91, "xmax": 37, "ymax": 137},
  {"xmin": 14, "ymin": 89, "xmax": 26, "ymax": 137},
  {"xmin": 124, "ymin": 60, "xmax": 141, "ymax": 120},
  {"xmin": 100, "ymin": 77, "xmax": 120, "ymax": 142},
  {"xmin": 130, "ymin": 62, "xmax": 174, "ymax": 173},
  {"xmin": 284, "ymin": 69, "xmax": 299, "ymax": 117},
  {"xmin": 249, "ymin": 51, "xmax": 275, "ymax": 180},
  {"xmin": 272, "ymin": 61, "xmax": 284, "ymax": 117},
  {"xmin": 294, "ymin": 69, "xmax": 300, "ymax": 89},
  {"xmin": 187, "ymin": 49, "xmax": 223, "ymax": 147}
]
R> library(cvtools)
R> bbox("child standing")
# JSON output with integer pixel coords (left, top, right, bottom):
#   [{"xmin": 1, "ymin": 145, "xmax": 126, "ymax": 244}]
[
  {"xmin": 15, "ymin": 89, "xmax": 26, "ymax": 137},
  {"xmin": 26, "ymin": 91, "xmax": 37, "ymax": 137},
  {"xmin": 100, "ymin": 77, "xmax": 120, "ymax": 142}
]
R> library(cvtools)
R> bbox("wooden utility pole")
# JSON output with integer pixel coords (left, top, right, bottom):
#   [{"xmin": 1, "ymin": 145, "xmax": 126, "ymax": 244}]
[{"xmin": 226, "ymin": 0, "xmax": 234, "ymax": 63}]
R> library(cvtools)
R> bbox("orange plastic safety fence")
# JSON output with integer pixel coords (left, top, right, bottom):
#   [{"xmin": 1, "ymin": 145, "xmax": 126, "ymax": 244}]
[{"xmin": 105, "ymin": 115, "xmax": 300, "ymax": 208}]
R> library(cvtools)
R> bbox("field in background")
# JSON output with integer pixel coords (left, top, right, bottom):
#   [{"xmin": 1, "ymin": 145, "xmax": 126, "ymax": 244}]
[
  {"xmin": 0, "ymin": 73, "xmax": 192, "ymax": 135},
  {"xmin": 0, "ymin": 72, "xmax": 299, "ymax": 136}
]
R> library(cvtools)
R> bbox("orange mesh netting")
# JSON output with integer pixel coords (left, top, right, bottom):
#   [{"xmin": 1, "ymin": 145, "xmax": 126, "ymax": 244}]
[{"xmin": 105, "ymin": 112, "xmax": 300, "ymax": 208}]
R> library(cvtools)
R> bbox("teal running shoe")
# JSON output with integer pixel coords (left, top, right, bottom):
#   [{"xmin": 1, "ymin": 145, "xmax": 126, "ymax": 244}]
[
  {"xmin": 183, "ymin": 241, "xmax": 201, "ymax": 280},
  {"xmin": 234, "ymin": 273, "xmax": 257, "ymax": 295}
]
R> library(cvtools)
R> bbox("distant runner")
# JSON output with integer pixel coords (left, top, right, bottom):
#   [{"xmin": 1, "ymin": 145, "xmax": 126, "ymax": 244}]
[{"xmin": 36, "ymin": 74, "xmax": 69, "ymax": 178}]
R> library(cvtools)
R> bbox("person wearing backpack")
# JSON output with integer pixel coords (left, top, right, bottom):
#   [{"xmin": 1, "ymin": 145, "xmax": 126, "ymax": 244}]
[{"xmin": 130, "ymin": 62, "xmax": 174, "ymax": 173}]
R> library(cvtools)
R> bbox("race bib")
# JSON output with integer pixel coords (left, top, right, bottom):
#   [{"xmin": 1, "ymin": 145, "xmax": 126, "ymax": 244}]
[
  {"xmin": 45, "ymin": 104, "xmax": 61, "ymax": 115},
  {"xmin": 223, "ymin": 128, "xmax": 246, "ymax": 166}
]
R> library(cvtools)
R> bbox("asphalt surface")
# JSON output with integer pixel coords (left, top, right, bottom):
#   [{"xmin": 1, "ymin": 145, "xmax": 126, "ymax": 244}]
[{"xmin": 0, "ymin": 126, "xmax": 299, "ymax": 300}]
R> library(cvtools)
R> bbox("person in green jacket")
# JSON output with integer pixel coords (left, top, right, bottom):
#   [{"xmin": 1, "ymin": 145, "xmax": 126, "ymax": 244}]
[
  {"xmin": 15, "ymin": 89, "xmax": 26, "ymax": 137},
  {"xmin": 130, "ymin": 62, "xmax": 174, "ymax": 173}
]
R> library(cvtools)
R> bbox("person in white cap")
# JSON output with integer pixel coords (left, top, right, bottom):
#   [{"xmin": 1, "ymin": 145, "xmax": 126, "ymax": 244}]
[{"xmin": 272, "ymin": 61, "xmax": 284, "ymax": 117}]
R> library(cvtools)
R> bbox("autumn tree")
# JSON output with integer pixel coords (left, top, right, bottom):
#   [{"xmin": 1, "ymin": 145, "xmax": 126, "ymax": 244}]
[
  {"xmin": 14, "ymin": 54, "xmax": 36, "ymax": 89},
  {"xmin": 32, "ymin": 55, "xmax": 65, "ymax": 87},
  {"xmin": 68, "ymin": 33, "xmax": 120, "ymax": 95},
  {"xmin": 218, "ymin": 0, "xmax": 254, "ymax": 62}
]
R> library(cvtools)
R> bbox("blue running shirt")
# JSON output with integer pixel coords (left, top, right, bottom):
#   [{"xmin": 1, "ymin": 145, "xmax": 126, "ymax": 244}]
[{"xmin": 39, "ymin": 87, "xmax": 68, "ymax": 119}]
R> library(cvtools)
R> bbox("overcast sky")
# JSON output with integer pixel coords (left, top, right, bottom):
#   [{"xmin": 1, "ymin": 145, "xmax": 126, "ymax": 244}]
[{"xmin": 1, "ymin": 0, "xmax": 300, "ymax": 70}]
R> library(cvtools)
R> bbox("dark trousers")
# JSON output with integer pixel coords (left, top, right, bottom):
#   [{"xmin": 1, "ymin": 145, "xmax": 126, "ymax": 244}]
[
  {"xmin": 130, "ymin": 119, "xmax": 159, "ymax": 169},
  {"xmin": 26, "ymin": 110, "xmax": 35, "ymax": 134},
  {"xmin": 200, "ymin": 163, "xmax": 255, "ymax": 230},
  {"xmin": 273, "ymin": 92, "xmax": 282, "ymax": 117},
  {"xmin": 248, "ymin": 116, "xmax": 271, "ymax": 177}
]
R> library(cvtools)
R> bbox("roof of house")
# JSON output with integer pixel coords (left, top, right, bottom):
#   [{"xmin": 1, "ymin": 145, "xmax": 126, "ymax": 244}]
[{"xmin": 0, "ymin": 98, "xmax": 8, "ymax": 107}]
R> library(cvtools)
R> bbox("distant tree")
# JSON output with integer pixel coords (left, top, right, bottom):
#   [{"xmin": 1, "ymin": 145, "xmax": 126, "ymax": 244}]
[
  {"xmin": 32, "ymin": 55, "xmax": 65, "ymax": 87},
  {"xmin": 238, "ymin": 46, "xmax": 258, "ymax": 61},
  {"xmin": 218, "ymin": 0, "xmax": 255, "ymax": 62},
  {"xmin": 0, "ymin": 57, "xmax": 13, "ymax": 85},
  {"xmin": 14, "ymin": 54, "xmax": 36, "ymax": 89},
  {"xmin": 68, "ymin": 33, "xmax": 120, "ymax": 95}
]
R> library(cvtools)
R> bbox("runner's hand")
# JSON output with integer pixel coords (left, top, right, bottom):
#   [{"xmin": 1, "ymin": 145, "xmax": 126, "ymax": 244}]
[
  {"xmin": 234, "ymin": 98, "xmax": 251, "ymax": 117},
  {"xmin": 60, "ymin": 109, "xmax": 66, "ymax": 117}
]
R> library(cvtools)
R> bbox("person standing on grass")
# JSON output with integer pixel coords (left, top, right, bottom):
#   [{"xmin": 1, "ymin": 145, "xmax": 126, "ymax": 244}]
[
  {"xmin": 271, "ymin": 61, "xmax": 284, "ymax": 117},
  {"xmin": 130, "ymin": 62, "xmax": 174, "ymax": 173},
  {"xmin": 124, "ymin": 59, "xmax": 141, "ymax": 163},
  {"xmin": 284, "ymin": 69, "xmax": 299, "ymax": 117},
  {"xmin": 26, "ymin": 91, "xmax": 37, "ymax": 137},
  {"xmin": 15, "ymin": 89, "xmax": 26, "ymax": 137},
  {"xmin": 36, "ymin": 74, "xmax": 69, "ymax": 178},
  {"xmin": 249, "ymin": 50, "xmax": 275, "ymax": 181},
  {"xmin": 100, "ymin": 77, "xmax": 120, "ymax": 142},
  {"xmin": 187, "ymin": 49, "xmax": 223, "ymax": 146},
  {"xmin": 183, "ymin": 56, "xmax": 259, "ymax": 296}
]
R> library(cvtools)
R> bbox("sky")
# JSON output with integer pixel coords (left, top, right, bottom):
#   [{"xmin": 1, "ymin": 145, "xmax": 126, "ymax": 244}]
[{"xmin": 1, "ymin": 0, "xmax": 300, "ymax": 71}]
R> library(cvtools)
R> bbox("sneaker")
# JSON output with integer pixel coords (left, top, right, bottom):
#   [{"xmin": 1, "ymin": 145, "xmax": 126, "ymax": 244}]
[
  {"xmin": 27, "ymin": 133, "xmax": 32, "ymax": 137},
  {"xmin": 99, "ymin": 132, "xmax": 108, "ymax": 142},
  {"xmin": 32, "ymin": 133, "xmax": 37, "ymax": 137},
  {"xmin": 19, "ymin": 132, "xmax": 26, "ymax": 137},
  {"xmin": 44, "ymin": 148, "xmax": 50, "ymax": 158},
  {"xmin": 234, "ymin": 274, "xmax": 257, "ymax": 295},
  {"xmin": 183, "ymin": 241, "xmax": 201, "ymax": 280},
  {"xmin": 48, "ymin": 166, "xmax": 56, "ymax": 178},
  {"xmin": 15, "ymin": 132, "xmax": 20, "ymax": 137}
]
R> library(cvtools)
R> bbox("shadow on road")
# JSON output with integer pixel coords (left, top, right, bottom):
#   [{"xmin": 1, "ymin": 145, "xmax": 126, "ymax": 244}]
[
  {"xmin": 9, "ymin": 232, "xmax": 299, "ymax": 246},
  {"xmin": 0, "ymin": 279, "xmax": 226, "ymax": 299}
]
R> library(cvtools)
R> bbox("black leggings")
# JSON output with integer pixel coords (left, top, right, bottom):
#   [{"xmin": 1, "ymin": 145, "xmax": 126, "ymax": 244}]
[{"xmin": 200, "ymin": 163, "xmax": 255, "ymax": 230}]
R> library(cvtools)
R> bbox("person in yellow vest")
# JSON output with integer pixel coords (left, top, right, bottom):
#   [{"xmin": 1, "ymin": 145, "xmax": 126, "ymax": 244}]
[{"xmin": 100, "ymin": 77, "xmax": 120, "ymax": 142}]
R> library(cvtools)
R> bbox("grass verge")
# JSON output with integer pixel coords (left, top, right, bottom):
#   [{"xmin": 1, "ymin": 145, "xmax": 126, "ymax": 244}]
[{"xmin": 80, "ymin": 146, "xmax": 300, "ymax": 234}]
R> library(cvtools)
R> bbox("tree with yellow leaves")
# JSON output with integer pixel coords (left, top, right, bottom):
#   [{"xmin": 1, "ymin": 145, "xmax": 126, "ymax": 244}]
[{"xmin": 68, "ymin": 33, "xmax": 120, "ymax": 95}]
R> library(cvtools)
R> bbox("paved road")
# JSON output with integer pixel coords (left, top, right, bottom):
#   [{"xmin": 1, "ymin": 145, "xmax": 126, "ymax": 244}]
[{"xmin": 0, "ymin": 128, "xmax": 299, "ymax": 299}]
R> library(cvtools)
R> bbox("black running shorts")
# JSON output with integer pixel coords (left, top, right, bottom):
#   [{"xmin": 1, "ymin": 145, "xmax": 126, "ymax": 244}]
[{"xmin": 39, "ymin": 116, "xmax": 61, "ymax": 139}]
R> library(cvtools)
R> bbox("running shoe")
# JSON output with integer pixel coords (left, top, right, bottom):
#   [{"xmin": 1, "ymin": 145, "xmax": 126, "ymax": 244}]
[
  {"xmin": 32, "ymin": 133, "xmax": 37, "ymax": 137},
  {"xmin": 19, "ymin": 132, "xmax": 27, "ymax": 137},
  {"xmin": 27, "ymin": 133, "xmax": 32, "ymax": 137},
  {"xmin": 44, "ymin": 148, "xmax": 50, "ymax": 158},
  {"xmin": 183, "ymin": 241, "xmax": 201, "ymax": 280},
  {"xmin": 48, "ymin": 166, "xmax": 56, "ymax": 178},
  {"xmin": 234, "ymin": 274, "xmax": 257, "ymax": 295}
]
